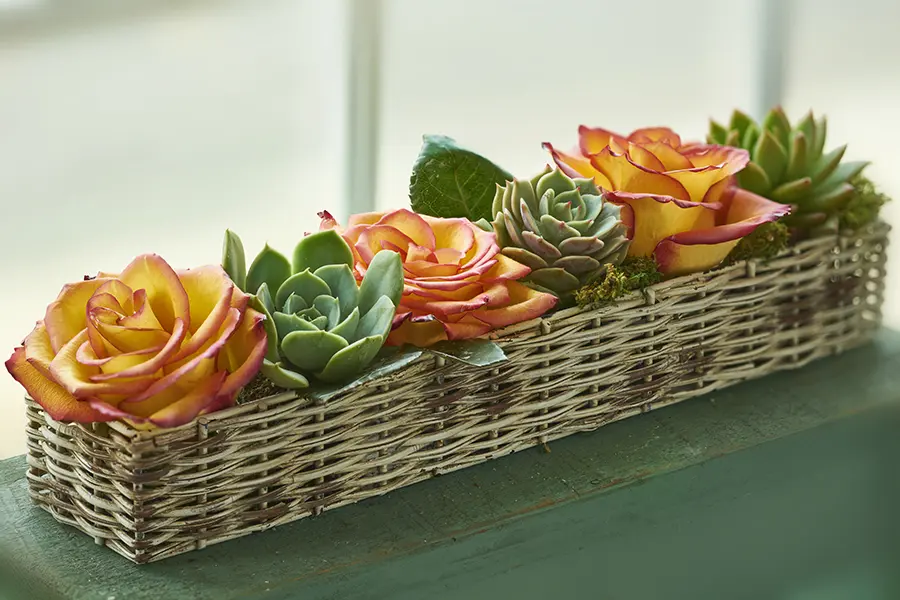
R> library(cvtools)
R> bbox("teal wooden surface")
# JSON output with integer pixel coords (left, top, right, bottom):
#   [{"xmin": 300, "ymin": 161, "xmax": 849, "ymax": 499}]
[{"xmin": 2, "ymin": 331, "xmax": 900, "ymax": 600}]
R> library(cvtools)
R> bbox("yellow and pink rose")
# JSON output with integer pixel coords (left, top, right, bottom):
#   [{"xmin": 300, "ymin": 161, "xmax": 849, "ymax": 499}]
[{"xmin": 544, "ymin": 126, "xmax": 790, "ymax": 276}]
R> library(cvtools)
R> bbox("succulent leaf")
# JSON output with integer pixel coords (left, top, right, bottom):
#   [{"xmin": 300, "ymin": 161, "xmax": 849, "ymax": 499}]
[
  {"xmin": 275, "ymin": 270, "xmax": 331, "ymax": 309},
  {"xmin": 330, "ymin": 307, "xmax": 361, "ymax": 342},
  {"xmin": 281, "ymin": 330, "xmax": 350, "ymax": 372},
  {"xmin": 292, "ymin": 229, "xmax": 354, "ymax": 274},
  {"xmin": 248, "ymin": 294, "xmax": 279, "ymax": 362},
  {"xmin": 358, "ymin": 250, "xmax": 403, "ymax": 315},
  {"xmin": 222, "ymin": 229, "xmax": 247, "ymax": 292},
  {"xmin": 314, "ymin": 264, "xmax": 359, "ymax": 320},
  {"xmin": 246, "ymin": 245, "xmax": 291, "ymax": 301},
  {"xmin": 357, "ymin": 295, "xmax": 396, "ymax": 340},
  {"xmin": 316, "ymin": 336, "xmax": 384, "ymax": 383},
  {"xmin": 260, "ymin": 359, "xmax": 310, "ymax": 389}
]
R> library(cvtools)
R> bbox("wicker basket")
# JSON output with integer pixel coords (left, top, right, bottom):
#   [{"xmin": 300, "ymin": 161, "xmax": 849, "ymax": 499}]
[{"xmin": 24, "ymin": 221, "xmax": 890, "ymax": 563}]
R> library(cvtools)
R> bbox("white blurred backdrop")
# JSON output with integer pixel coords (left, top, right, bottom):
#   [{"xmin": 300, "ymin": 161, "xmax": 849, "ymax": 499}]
[{"xmin": 1, "ymin": 0, "xmax": 897, "ymax": 458}]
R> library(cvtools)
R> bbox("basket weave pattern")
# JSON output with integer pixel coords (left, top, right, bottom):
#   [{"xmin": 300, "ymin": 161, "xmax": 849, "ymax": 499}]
[{"xmin": 24, "ymin": 223, "xmax": 890, "ymax": 563}]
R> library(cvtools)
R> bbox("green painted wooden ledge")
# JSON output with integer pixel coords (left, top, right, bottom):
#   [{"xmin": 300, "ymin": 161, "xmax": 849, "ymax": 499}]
[{"xmin": 2, "ymin": 331, "xmax": 900, "ymax": 600}]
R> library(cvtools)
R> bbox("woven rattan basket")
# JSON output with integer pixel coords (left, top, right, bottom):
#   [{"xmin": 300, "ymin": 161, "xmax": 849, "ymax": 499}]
[{"xmin": 24, "ymin": 221, "xmax": 890, "ymax": 563}]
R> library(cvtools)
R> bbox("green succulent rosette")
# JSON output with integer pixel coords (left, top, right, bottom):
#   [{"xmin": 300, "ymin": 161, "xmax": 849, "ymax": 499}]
[
  {"xmin": 223, "ymin": 229, "xmax": 403, "ymax": 389},
  {"xmin": 709, "ymin": 107, "xmax": 869, "ymax": 230},
  {"xmin": 486, "ymin": 166, "xmax": 630, "ymax": 298}
]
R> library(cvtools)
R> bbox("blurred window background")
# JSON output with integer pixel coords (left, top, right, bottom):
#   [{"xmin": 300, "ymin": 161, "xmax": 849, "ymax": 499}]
[{"xmin": 1, "ymin": 0, "xmax": 897, "ymax": 458}]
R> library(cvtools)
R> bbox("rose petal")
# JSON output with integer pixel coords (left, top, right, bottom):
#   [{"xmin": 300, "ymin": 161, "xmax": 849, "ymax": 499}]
[
  {"xmin": 89, "ymin": 318, "xmax": 187, "ymax": 381},
  {"xmin": 171, "ymin": 265, "xmax": 235, "ymax": 361},
  {"xmin": 543, "ymin": 142, "xmax": 613, "ymax": 188},
  {"xmin": 427, "ymin": 216, "xmax": 476, "ymax": 256},
  {"xmin": 6, "ymin": 346, "xmax": 113, "ymax": 423},
  {"xmin": 375, "ymin": 209, "xmax": 436, "ymax": 250},
  {"xmin": 117, "ymin": 254, "xmax": 191, "ymax": 332},
  {"xmin": 604, "ymin": 190, "xmax": 719, "ymax": 258},
  {"xmin": 578, "ymin": 125, "xmax": 628, "ymax": 155},
  {"xmin": 628, "ymin": 127, "xmax": 682, "ymax": 147},
  {"xmin": 49, "ymin": 330, "xmax": 154, "ymax": 399},
  {"xmin": 217, "ymin": 308, "xmax": 268, "ymax": 400},
  {"xmin": 471, "ymin": 281, "xmax": 558, "ymax": 328},
  {"xmin": 44, "ymin": 278, "xmax": 118, "ymax": 353},
  {"xmin": 591, "ymin": 147, "xmax": 691, "ymax": 200}
]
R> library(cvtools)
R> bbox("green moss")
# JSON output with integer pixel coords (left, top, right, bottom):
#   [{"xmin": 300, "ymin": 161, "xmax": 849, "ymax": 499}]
[
  {"xmin": 574, "ymin": 256, "xmax": 662, "ymax": 307},
  {"xmin": 839, "ymin": 175, "xmax": 891, "ymax": 231},
  {"xmin": 236, "ymin": 373, "xmax": 286, "ymax": 405},
  {"xmin": 723, "ymin": 221, "xmax": 790, "ymax": 266}
]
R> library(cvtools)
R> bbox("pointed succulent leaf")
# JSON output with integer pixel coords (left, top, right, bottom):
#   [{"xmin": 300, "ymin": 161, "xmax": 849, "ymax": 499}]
[
  {"xmin": 222, "ymin": 229, "xmax": 247, "ymax": 292},
  {"xmin": 535, "ymin": 167, "xmax": 576, "ymax": 199},
  {"xmin": 818, "ymin": 160, "xmax": 868, "ymax": 192},
  {"xmin": 310, "ymin": 346, "xmax": 425, "ymax": 402},
  {"xmin": 724, "ymin": 129, "xmax": 741, "ymax": 148},
  {"xmin": 255, "ymin": 282, "xmax": 276, "ymax": 315},
  {"xmin": 330, "ymin": 306, "xmax": 361, "ymax": 343},
  {"xmin": 554, "ymin": 255, "xmax": 602, "ymax": 275},
  {"xmin": 528, "ymin": 164, "xmax": 554, "ymax": 191},
  {"xmin": 558, "ymin": 236, "xmax": 605, "ymax": 256},
  {"xmin": 795, "ymin": 111, "xmax": 819, "ymax": 162},
  {"xmin": 313, "ymin": 295, "xmax": 341, "ymax": 328},
  {"xmin": 585, "ymin": 213, "xmax": 621, "ymax": 238},
  {"xmin": 248, "ymin": 294, "xmax": 279, "ymax": 362},
  {"xmin": 490, "ymin": 183, "xmax": 505, "ymax": 219},
  {"xmin": 809, "ymin": 182, "xmax": 856, "ymax": 212},
  {"xmin": 573, "ymin": 178, "xmax": 600, "ymax": 196},
  {"xmin": 474, "ymin": 218, "xmax": 494, "ymax": 232},
  {"xmin": 729, "ymin": 109, "xmax": 754, "ymax": 138},
  {"xmin": 812, "ymin": 116, "xmax": 828, "ymax": 162},
  {"xmin": 283, "ymin": 293, "xmax": 308, "ymax": 315},
  {"xmin": 522, "ymin": 230, "xmax": 562, "ymax": 259},
  {"xmin": 513, "ymin": 179, "xmax": 539, "ymax": 217},
  {"xmin": 519, "ymin": 198, "xmax": 542, "ymax": 233},
  {"xmin": 314, "ymin": 263, "xmax": 359, "ymax": 320},
  {"xmin": 358, "ymin": 250, "xmax": 403, "ymax": 315},
  {"xmin": 539, "ymin": 214, "xmax": 580, "ymax": 245},
  {"xmin": 281, "ymin": 330, "xmax": 349, "ymax": 372},
  {"xmin": 316, "ymin": 335, "xmax": 385, "ymax": 383},
  {"xmin": 785, "ymin": 131, "xmax": 808, "ymax": 181},
  {"xmin": 247, "ymin": 245, "xmax": 292, "ymax": 302},
  {"xmin": 741, "ymin": 122, "xmax": 760, "ymax": 154},
  {"xmin": 292, "ymin": 229, "xmax": 354, "ymax": 274},
  {"xmin": 357, "ymin": 295, "xmax": 396, "ymax": 340},
  {"xmin": 736, "ymin": 160, "xmax": 773, "ymax": 195},
  {"xmin": 708, "ymin": 120, "xmax": 728, "ymax": 145},
  {"xmin": 501, "ymin": 247, "xmax": 548, "ymax": 270},
  {"xmin": 310, "ymin": 315, "xmax": 329, "ymax": 330},
  {"xmin": 753, "ymin": 130, "xmax": 789, "ymax": 184},
  {"xmin": 260, "ymin": 359, "xmax": 310, "ymax": 389},
  {"xmin": 274, "ymin": 311, "xmax": 319, "ymax": 341},
  {"xmin": 527, "ymin": 267, "xmax": 581, "ymax": 295},
  {"xmin": 276, "ymin": 269, "xmax": 331, "ymax": 309},
  {"xmin": 500, "ymin": 209, "xmax": 525, "ymax": 247},
  {"xmin": 811, "ymin": 145, "xmax": 847, "ymax": 187},
  {"xmin": 762, "ymin": 106, "xmax": 792, "ymax": 149},
  {"xmin": 771, "ymin": 177, "xmax": 813, "ymax": 202}
]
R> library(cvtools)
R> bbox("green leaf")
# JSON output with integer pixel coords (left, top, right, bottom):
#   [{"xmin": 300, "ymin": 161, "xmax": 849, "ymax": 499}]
[
  {"xmin": 358, "ymin": 250, "xmax": 403, "ymax": 315},
  {"xmin": 728, "ymin": 109, "xmax": 754, "ymax": 139},
  {"xmin": 741, "ymin": 123, "xmax": 760, "ymax": 153},
  {"xmin": 795, "ymin": 111, "xmax": 819, "ymax": 163},
  {"xmin": 736, "ymin": 161, "xmax": 772, "ymax": 195},
  {"xmin": 330, "ymin": 307, "xmax": 360, "ymax": 343},
  {"xmin": 428, "ymin": 339, "xmax": 508, "ymax": 367},
  {"xmin": 316, "ymin": 335, "xmax": 385, "ymax": 383},
  {"xmin": 818, "ymin": 160, "xmax": 868, "ymax": 192},
  {"xmin": 275, "ymin": 270, "xmax": 331, "ymax": 309},
  {"xmin": 761, "ymin": 106, "xmax": 792, "ymax": 149},
  {"xmin": 770, "ymin": 177, "xmax": 813, "ymax": 202},
  {"xmin": 281, "ymin": 330, "xmax": 349, "ymax": 372},
  {"xmin": 785, "ymin": 131, "xmax": 808, "ymax": 181},
  {"xmin": 247, "ymin": 245, "xmax": 291, "ymax": 301},
  {"xmin": 273, "ymin": 311, "xmax": 319, "ymax": 341},
  {"xmin": 314, "ymin": 264, "xmax": 359, "ymax": 320},
  {"xmin": 708, "ymin": 120, "xmax": 728, "ymax": 144},
  {"xmin": 283, "ymin": 293, "xmax": 308, "ymax": 315},
  {"xmin": 256, "ymin": 282, "xmax": 276, "ymax": 315},
  {"xmin": 221, "ymin": 229, "xmax": 247, "ymax": 292},
  {"xmin": 292, "ymin": 229, "xmax": 354, "ymax": 274},
  {"xmin": 313, "ymin": 295, "xmax": 341, "ymax": 328},
  {"xmin": 260, "ymin": 359, "xmax": 309, "ymax": 389},
  {"xmin": 248, "ymin": 294, "xmax": 278, "ymax": 362},
  {"xmin": 811, "ymin": 145, "xmax": 847, "ymax": 187},
  {"xmin": 310, "ymin": 346, "xmax": 424, "ymax": 401},
  {"xmin": 409, "ymin": 134, "xmax": 514, "ymax": 222},
  {"xmin": 356, "ymin": 295, "xmax": 396, "ymax": 340},
  {"xmin": 753, "ymin": 131, "xmax": 789, "ymax": 184}
]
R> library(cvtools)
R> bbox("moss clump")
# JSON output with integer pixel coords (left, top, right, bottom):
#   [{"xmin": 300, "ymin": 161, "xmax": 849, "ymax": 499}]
[
  {"xmin": 574, "ymin": 256, "xmax": 662, "ymax": 307},
  {"xmin": 236, "ymin": 373, "xmax": 285, "ymax": 405},
  {"xmin": 839, "ymin": 175, "xmax": 891, "ymax": 231},
  {"xmin": 723, "ymin": 221, "xmax": 790, "ymax": 266}
]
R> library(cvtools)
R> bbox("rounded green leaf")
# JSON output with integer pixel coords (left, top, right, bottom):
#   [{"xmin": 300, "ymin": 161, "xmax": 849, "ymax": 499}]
[
  {"xmin": 736, "ymin": 162, "xmax": 772, "ymax": 196},
  {"xmin": 358, "ymin": 250, "xmax": 403, "ymax": 315},
  {"xmin": 292, "ymin": 229, "xmax": 354, "ymax": 274},
  {"xmin": 222, "ymin": 229, "xmax": 247, "ymax": 292},
  {"xmin": 313, "ymin": 295, "xmax": 341, "ymax": 327},
  {"xmin": 273, "ymin": 311, "xmax": 319, "ymax": 342},
  {"xmin": 283, "ymin": 293, "xmax": 308, "ymax": 315},
  {"xmin": 247, "ymin": 245, "xmax": 291, "ymax": 300},
  {"xmin": 260, "ymin": 359, "xmax": 309, "ymax": 389},
  {"xmin": 276, "ymin": 269, "xmax": 331, "ymax": 309},
  {"xmin": 357, "ymin": 295, "xmax": 396, "ymax": 340},
  {"xmin": 281, "ymin": 330, "xmax": 349, "ymax": 372},
  {"xmin": 316, "ymin": 335, "xmax": 384, "ymax": 383},
  {"xmin": 314, "ymin": 264, "xmax": 359, "ymax": 320},
  {"xmin": 753, "ymin": 130, "xmax": 789, "ymax": 185},
  {"xmin": 256, "ymin": 282, "xmax": 276, "ymax": 315},
  {"xmin": 329, "ymin": 307, "xmax": 360, "ymax": 343}
]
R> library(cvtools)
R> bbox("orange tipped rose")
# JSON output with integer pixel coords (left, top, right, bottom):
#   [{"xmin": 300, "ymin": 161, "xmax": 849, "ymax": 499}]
[
  {"xmin": 544, "ymin": 126, "xmax": 790, "ymax": 276},
  {"xmin": 320, "ymin": 209, "xmax": 558, "ymax": 347},
  {"xmin": 6, "ymin": 255, "xmax": 267, "ymax": 427}
]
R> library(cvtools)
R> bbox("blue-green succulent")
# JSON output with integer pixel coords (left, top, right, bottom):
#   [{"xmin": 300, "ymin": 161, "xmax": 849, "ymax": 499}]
[{"xmin": 222, "ymin": 229, "xmax": 403, "ymax": 388}]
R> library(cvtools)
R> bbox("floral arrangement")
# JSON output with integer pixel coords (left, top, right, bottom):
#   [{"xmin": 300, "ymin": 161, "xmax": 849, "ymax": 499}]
[{"xmin": 7, "ymin": 108, "xmax": 890, "ymax": 429}]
